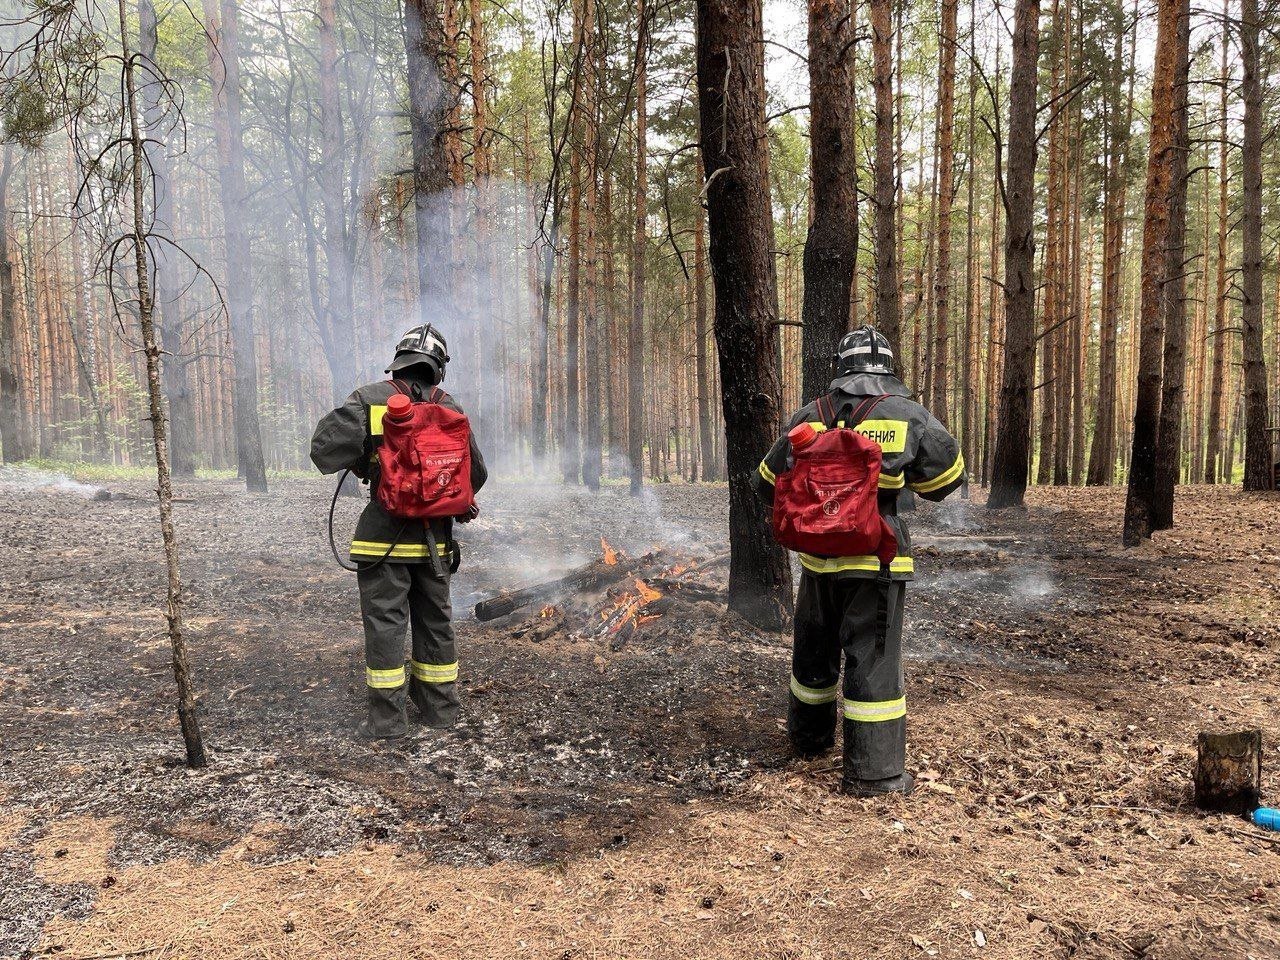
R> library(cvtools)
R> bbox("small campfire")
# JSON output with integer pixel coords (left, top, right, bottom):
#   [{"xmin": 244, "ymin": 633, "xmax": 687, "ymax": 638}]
[{"xmin": 476, "ymin": 539, "xmax": 729, "ymax": 647}]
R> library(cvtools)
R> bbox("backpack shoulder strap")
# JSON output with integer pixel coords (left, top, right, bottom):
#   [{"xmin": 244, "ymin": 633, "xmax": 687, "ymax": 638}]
[
  {"xmin": 428, "ymin": 386, "xmax": 444, "ymax": 404},
  {"xmin": 814, "ymin": 391, "xmax": 840, "ymax": 427},
  {"xmin": 387, "ymin": 378, "xmax": 411, "ymax": 397},
  {"xmin": 848, "ymin": 393, "xmax": 892, "ymax": 427}
]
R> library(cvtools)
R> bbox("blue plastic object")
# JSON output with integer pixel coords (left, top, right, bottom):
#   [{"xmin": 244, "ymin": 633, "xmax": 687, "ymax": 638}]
[{"xmin": 1252, "ymin": 807, "xmax": 1280, "ymax": 831}]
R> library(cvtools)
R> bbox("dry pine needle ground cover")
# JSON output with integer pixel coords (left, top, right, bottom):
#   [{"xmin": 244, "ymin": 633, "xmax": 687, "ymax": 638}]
[{"xmin": 1, "ymin": 477, "xmax": 1278, "ymax": 959}]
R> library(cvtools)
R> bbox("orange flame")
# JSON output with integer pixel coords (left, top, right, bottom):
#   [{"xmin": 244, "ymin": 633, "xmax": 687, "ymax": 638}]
[
  {"xmin": 539, "ymin": 604, "xmax": 559, "ymax": 618},
  {"xmin": 601, "ymin": 538, "xmax": 619, "ymax": 566},
  {"xmin": 599, "ymin": 578, "xmax": 663, "ymax": 634}
]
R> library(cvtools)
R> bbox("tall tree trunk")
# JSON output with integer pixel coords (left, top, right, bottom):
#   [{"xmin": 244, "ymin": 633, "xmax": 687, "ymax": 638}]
[
  {"xmin": 1151, "ymin": 0, "xmax": 1190, "ymax": 529},
  {"xmin": 0, "ymin": 148, "xmax": 30, "ymax": 463},
  {"xmin": 203, "ymin": 0, "xmax": 268, "ymax": 492},
  {"xmin": 403, "ymin": 0, "xmax": 453, "ymax": 320},
  {"xmin": 869, "ymin": 0, "xmax": 901, "ymax": 355},
  {"xmin": 563, "ymin": 0, "xmax": 586, "ymax": 484},
  {"xmin": 1086, "ymin": 0, "xmax": 1136, "ymax": 486},
  {"xmin": 581, "ymin": 0, "xmax": 602, "ymax": 491},
  {"xmin": 318, "ymin": 0, "xmax": 356, "ymax": 404},
  {"xmin": 120, "ymin": 0, "xmax": 207, "ymax": 767},
  {"xmin": 1203, "ymin": 4, "xmax": 1230, "ymax": 484},
  {"xmin": 1123, "ymin": 0, "xmax": 1185, "ymax": 545},
  {"xmin": 929, "ymin": 0, "xmax": 956, "ymax": 422},
  {"xmin": 801, "ymin": 0, "xmax": 858, "ymax": 402},
  {"xmin": 987, "ymin": 0, "xmax": 1041, "ymax": 509},
  {"xmin": 695, "ymin": 0, "xmax": 793, "ymax": 628},
  {"xmin": 695, "ymin": 190, "xmax": 716, "ymax": 481},
  {"xmin": 630, "ymin": 0, "xmax": 648, "ymax": 494},
  {"xmin": 1238, "ymin": 0, "xmax": 1270, "ymax": 490}
]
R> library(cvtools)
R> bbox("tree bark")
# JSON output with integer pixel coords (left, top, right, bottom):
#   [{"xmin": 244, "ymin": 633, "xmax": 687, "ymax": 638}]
[
  {"xmin": 1203, "ymin": 6, "xmax": 1230, "ymax": 484},
  {"xmin": 1238, "ymin": 0, "xmax": 1271, "ymax": 491},
  {"xmin": 1123, "ymin": 0, "xmax": 1184, "ymax": 546},
  {"xmin": 929, "ymin": 0, "xmax": 956, "ymax": 423},
  {"xmin": 203, "ymin": 0, "xmax": 268, "ymax": 492},
  {"xmin": 630, "ymin": 0, "xmax": 648, "ymax": 494},
  {"xmin": 695, "ymin": 0, "xmax": 793, "ymax": 628},
  {"xmin": 0, "ymin": 148, "xmax": 29, "ymax": 463},
  {"xmin": 801, "ymin": 0, "xmax": 858, "ymax": 402},
  {"xmin": 120, "ymin": 0, "xmax": 207, "ymax": 766},
  {"xmin": 1151, "ymin": 0, "xmax": 1191, "ymax": 529},
  {"xmin": 403, "ymin": 0, "xmax": 453, "ymax": 319},
  {"xmin": 581, "ymin": 0, "xmax": 602, "ymax": 492},
  {"xmin": 987, "ymin": 0, "xmax": 1040, "ymax": 510},
  {"xmin": 869, "ymin": 0, "xmax": 901, "ymax": 356}
]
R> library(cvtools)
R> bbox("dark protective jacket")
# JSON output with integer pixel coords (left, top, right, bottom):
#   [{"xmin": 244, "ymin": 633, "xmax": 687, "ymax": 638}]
[
  {"xmin": 754, "ymin": 372, "xmax": 964, "ymax": 580},
  {"xmin": 310, "ymin": 371, "xmax": 488, "ymax": 565}
]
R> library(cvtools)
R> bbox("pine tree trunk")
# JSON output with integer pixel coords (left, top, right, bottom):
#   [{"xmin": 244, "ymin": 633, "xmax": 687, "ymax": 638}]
[
  {"xmin": 1123, "ymin": 0, "xmax": 1184, "ymax": 546},
  {"xmin": 563, "ymin": 0, "xmax": 586, "ymax": 483},
  {"xmin": 695, "ymin": 189, "xmax": 717, "ymax": 482},
  {"xmin": 1204, "ymin": 5, "xmax": 1230, "ymax": 484},
  {"xmin": 695, "ymin": 0, "xmax": 793, "ymax": 628},
  {"xmin": 0, "ymin": 149, "xmax": 30, "ymax": 463},
  {"xmin": 629, "ymin": 0, "xmax": 648, "ymax": 494},
  {"xmin": 1151, "ymin": 1, "xmax": 1191, "ymax": 529},
  {"xmin": 930, "ymin": 0, "xmax": 956, "ymax": 423},
  {"xmin": 801, "ymin": 0, "xmax": 858, "ymax": 403},
  {"xmin": 120, "ymin": 0, "xmax": 207, "ymax": 767},
  {"xmin": 869, "ymin": 0, "xmax": 901, "ymax": 356},
  {"xmin": 581, "ymin": 0, "xmax": 602, "ymax": 491},
  {"xmin": 988, "ymin": 0, "xmax": 1041, "ymax": 509},
  {"xmin": 203, "ymin": 0, "xmax": 268, "ymax": 492},
  {"xmin": 1238, "ymin": 0, "xmax": 1271, "ymax": 491}
]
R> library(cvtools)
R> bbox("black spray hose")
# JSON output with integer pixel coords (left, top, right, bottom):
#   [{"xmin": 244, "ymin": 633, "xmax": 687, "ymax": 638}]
[{"xmin": 327, "ymin": 469, "xmax": 404, "ymax": 572}]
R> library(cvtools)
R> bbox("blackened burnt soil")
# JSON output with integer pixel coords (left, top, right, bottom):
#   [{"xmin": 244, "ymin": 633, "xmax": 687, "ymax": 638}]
[{"xmin": 2, "ymin": 476, "xmax": 1279, "ymax": 958}]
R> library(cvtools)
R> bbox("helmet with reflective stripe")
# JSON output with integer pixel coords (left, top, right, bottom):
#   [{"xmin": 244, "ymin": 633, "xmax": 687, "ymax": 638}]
[
  {"xmin": 834, "ymin": 325, "xmax": 895, "ymax": 376},
  {"xmin": 386, "ymin": 324, "xmax": 450, "ymax": 382}
]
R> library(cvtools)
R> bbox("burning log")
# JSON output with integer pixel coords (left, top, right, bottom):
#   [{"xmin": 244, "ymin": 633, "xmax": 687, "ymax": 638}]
[{"xmin": 474, "ymin": 549, "xmax": 660, "ymax": 622}]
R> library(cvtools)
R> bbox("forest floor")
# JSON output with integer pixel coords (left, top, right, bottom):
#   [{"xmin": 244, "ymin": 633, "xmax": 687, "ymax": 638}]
[{"xmin": 1, "ymin": 468, "xmax": 1279, "ymax": 959}]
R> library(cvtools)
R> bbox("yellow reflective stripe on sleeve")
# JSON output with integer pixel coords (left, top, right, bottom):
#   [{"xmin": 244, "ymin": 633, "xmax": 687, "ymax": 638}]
[
  {"xmin": 366, "ymin": 665, "xmax": 406, "ymax": 689},
  {"xmin": 798, "ymin": 554, "xmax": 915, "ymax": 575},
  {"xmin": 843, "ymin": 695, "xmax": 906, "ymax": 722},
  {"xmin": 910, "ymin": 452, "xmax": 966, "ymax": 493},
  {"xmin": 854, "ymin": 419, "xmax": 909, "ymax": 453},
  {"xmin": 790, "ymin": 675, "xmax": 839, "ymax": 705},
  {"xmin": 410, "ymin": 660, "xmax": 459, "ymax": 683},
  {"xmin": 350, "ymin": 540, "xmax": 450, "ymax": 558},
  {"xmin": 758, "ymin": 461, "xmax": 777, "ymax": 485},
  {"xmin": 370, "ymin": 404, "xmax": 387, "ymax": 436},
  {"xmin": 878, "ymin": 472, "xmax": 905, "ymax": 489}
]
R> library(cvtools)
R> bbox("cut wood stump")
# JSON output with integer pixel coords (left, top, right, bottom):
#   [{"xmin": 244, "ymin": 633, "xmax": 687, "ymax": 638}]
[{"xmin": 1194, "ymin": 729, "xmax": 1262, "ymax": 814}]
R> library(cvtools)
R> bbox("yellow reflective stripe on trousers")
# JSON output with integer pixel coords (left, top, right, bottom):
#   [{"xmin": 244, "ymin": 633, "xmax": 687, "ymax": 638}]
[
  {"xmin": 366, "ymin": 665, "xmax": 406, "ymax": 689},
  {"xmin": 350, "ymin": 540, "xmax": 450, "ymax": 558},
  {"xmin": 758, "ymin": 461, "xmax": 776, "ymax": 485},
  {"xmin": 790, "ymin": 675, "xmax": 838, "ymax": 705},
  {"xmin": 878, "ymin": 471, "xmax": 905, "ymax": 489},
  {"xmin": 843, "ymin": 695, "xmax": 906, "ymax": 722},
  {"xmin": 798, "ymin": 554, "xmax": 915, "ymax": 575},
  {"xmin": 410, "ymin": 660, "xmax": 459, "ymax": 683},
  {"xmin": 910, "ymin": 453, "xmax": 966, "ymax": 493}
]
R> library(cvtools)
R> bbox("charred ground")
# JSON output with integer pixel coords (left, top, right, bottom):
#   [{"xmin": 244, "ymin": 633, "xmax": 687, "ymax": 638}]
[{"xmin": 1, "ymin": 475, "xmax": 1278, "ymax": 958}]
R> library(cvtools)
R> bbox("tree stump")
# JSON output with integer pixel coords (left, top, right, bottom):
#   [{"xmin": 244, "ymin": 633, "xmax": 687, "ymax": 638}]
[{"xmin": 1194, "ymin": 730, "xmax": 1262, "ymax": 814}]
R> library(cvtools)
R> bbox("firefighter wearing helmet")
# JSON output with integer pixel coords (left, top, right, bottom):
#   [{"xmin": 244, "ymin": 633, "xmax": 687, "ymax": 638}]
[
  {"xmin": 754, "ymin": 325, "xmax": 964, "ymax": 796},
  {"xmin": 310, "ymin": 325, "xmax": 487, "ymax": 738}
]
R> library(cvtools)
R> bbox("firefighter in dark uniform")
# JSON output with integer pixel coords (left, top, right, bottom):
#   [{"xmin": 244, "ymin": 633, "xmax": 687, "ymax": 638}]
[
  {"xmin": 310, "ymin": 325, "xmax": 487, "ymax": 739},
  {"xmin": 755, "ymin": 326, "xmax": 964, "ymax": 796}
]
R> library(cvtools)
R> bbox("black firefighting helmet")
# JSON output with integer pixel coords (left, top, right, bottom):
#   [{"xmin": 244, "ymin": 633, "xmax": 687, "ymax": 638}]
[
  {"xmin": 834, "ymin": 325, "xmax": 895, "ymax": 376},
  {"xmin": 386, "ymin": 323, "xmax": 449, "ymax": 382}
]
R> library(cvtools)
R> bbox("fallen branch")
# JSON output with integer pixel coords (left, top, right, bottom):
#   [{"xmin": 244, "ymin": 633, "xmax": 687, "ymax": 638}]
[{"xmin": 474, "ymin": 552, "xmax": 661, "ymax": 622}]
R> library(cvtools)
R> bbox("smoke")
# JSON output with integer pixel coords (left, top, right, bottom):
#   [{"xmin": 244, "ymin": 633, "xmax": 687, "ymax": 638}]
[{"xmin": 0, "ymin": 465, "xmax": 104, "ymax": 499}]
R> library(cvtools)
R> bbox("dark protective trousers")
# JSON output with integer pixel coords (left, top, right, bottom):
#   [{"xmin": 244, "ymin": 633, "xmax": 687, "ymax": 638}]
[
  {"xmin": 788, "ymin": 572, "xmax": 907, "ymax": 782},
  {"xmin": 357, "ymin": 562, "xmax": 459, "ymax": 736}
]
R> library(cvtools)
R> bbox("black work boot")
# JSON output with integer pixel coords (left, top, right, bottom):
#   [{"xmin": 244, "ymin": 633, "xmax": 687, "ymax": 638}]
[
  {"xmin": 841, "ymin": 772, "xmax": 915, "ymax": 797},
  {"xmin": 357, "ymin": 720, "xmax": 408, "ymax": 740},
  {"xmin": 789, "ymin": 734, "xmax": 836, "ymax": 758}
]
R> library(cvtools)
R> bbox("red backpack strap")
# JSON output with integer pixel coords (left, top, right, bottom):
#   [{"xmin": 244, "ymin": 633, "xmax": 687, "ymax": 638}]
[
  {"xmin": 814, "ymin": 391, "xmax": 840, "ymax": 427},
  {"xmin": 848, "ymin": 393, "xmax": 891, "ymax": 426},
  {"xmin": 428, "ymin": 386, "xmax": 444, "ymax": 404},
  {"xmin": 387, "ymin": 378, "xmax": 411, "ymax": 397}
]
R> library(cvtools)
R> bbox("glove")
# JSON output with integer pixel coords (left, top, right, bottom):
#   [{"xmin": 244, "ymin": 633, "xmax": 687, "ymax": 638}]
[{"xmin": 456, "ymin": 502, "xmax": 480, "ymax": 523}]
